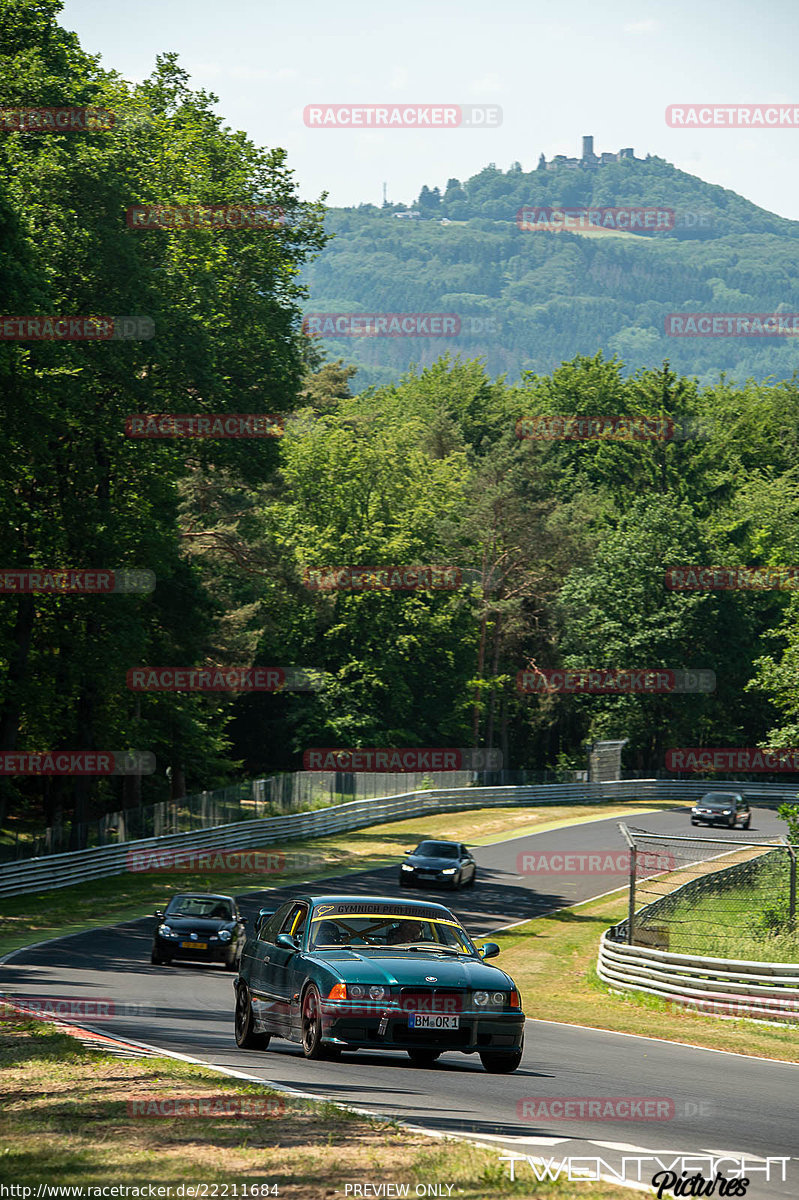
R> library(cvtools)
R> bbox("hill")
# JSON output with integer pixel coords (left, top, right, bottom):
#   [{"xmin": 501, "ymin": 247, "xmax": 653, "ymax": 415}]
[{"xmin": 301, "ymin": 154, "xmax": 799, "ymax": 388}]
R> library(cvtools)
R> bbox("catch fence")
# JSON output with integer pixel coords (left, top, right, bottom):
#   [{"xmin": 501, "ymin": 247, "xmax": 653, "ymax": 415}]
[{"xmin": 613, "ymin": 823, "xmax": 797, "ymax": 960}]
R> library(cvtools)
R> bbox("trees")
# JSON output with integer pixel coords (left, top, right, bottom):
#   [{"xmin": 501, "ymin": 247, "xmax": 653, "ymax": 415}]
[{"xmin": 0, "ymin": 1, "xmax": 326, "ymax": 837}]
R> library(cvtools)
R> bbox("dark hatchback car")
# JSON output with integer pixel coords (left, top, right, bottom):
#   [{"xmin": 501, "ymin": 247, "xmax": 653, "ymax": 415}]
[
  {"xmin": 690, "ymin": 792, "xmax": 751, "ymax": 829},
  {"xmin": 399, "ymin": 840, "xmax": 476, "ymax": 890},
  {"xmin": 151, "ymin": 892, "xmax": 246, "ymax": 969},
  {"xmin": 234, "ymin": 894, "xmax": 525, "ymax": 1072}
]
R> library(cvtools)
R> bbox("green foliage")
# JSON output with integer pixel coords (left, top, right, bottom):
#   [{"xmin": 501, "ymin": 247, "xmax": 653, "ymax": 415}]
[{"xmin": 302, "ymin": 158, "xmax": 799, "ymax": 390}]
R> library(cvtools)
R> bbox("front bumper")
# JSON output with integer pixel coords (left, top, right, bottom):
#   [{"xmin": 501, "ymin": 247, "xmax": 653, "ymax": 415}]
[
  {"xmin": 155, "ymin": 935, "xmax": 230, "ymax": 962},
  {"xmin": 692, "ymin": 812, "xmax": 734, "ymax": 823},
  {"xmin": 399, "ymin": 869, "xmax": 458, "ymax": 887},
  {"xmin": 319, "ymin": 1002, "xmax": 524, "ymax": 1053}
]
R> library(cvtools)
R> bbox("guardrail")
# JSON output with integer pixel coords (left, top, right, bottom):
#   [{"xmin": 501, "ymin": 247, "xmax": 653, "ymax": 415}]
[
  {"xmin": 0, "ymin": 778, "xmax": 654, "ymax": 897},
  {"xmin": 3, "ymin": 776, "xmax": 798, "ymax": 899},
  {"xmin": 597, "ymin": 931, "xmax": 799, "ymax": 1021}
]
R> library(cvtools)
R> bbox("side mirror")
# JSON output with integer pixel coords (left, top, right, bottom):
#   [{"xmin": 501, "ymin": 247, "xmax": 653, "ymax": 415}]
[
  {"xmin": 254, "ymin": 907, "xmax": 274, "ymax": 934},
  {"xmin": 479, "ymin": 942, "xmax": 500, "ymax": 959},
  {"xmin": 275, "ymin": 932, "xmax": 299, "ymax": 951}
]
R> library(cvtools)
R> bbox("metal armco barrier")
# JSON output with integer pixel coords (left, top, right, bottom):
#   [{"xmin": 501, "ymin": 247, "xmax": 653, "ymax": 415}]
[
  {"xmin": 597, "ymin": 931, "xmax": 799, "ymax": 1021},
  {"xmin": 2, "ymin": 777, "xmax": 798, "ymax": 898}
]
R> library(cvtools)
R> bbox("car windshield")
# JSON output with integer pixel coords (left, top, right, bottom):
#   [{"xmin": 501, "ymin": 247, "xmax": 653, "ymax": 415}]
[
  {"xmin": 166, "ymin": 897, "xmax": 232, "ymax": 919},
  {"xmin": 701, "ymin": 795, "xmax": 736, "ymax": 808},
  {"xmin": 414, "ymin": 842, "xmax": 459, "ymax": 858},
  {"xmin": 309, "ymin": 912, "xmax": 475, "ymax": 954}
]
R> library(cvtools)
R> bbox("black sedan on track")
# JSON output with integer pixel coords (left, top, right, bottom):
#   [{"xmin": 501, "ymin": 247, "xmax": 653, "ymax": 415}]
[
  {"xmin": 690, "ymin": 792, "xmax": 751, "ymax": 829},
  {"xmin": 234, "ymin": 894, "xmax": 525, "ymax": 1072},
  {"xmin": 151, "ymin": 892, "xmax": 246, "ymax": 969},
  {"xmin": 398, "ymin": 840, "xmax": 477, "ymax": 890}
]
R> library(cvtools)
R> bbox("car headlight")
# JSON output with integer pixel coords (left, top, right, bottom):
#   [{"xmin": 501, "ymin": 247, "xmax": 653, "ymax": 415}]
[
  {"xmin": 369, "ymin": 985, "xmax": 386, "ymax": 1000},
  {"xmin": 401, "ymin": 864, "xmax": 414, "ymax": 871},
  {"xmin": 492, "ymin": 991, "xmax": 505, "ymax": 1005},
  {"xmin": 218, "ymin": 929, "xmax": 232, "ymax": 942},
  {"xmin": 474, "ymin": 990, "xmax": 489, "ymax": 1005},
  {"xmin": 441, "ymin": 867, "xmax": 457, "ymax": 875},
  {"xmin": 158, "ymin": 924, "xmax": 175, "ymax": 937},
  {"xmin": 349, "ymin": 985, "xmax": 365, "ymax": 998}
]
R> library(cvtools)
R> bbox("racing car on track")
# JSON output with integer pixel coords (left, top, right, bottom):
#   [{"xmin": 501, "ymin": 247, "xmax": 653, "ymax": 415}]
[
  {"xmin": 233, "ymin": 893, "xmax": 525, "ymax": 1072},
  {"xmin": 151, "ymin": 892, "xmax": 247, "ymax": 969}
]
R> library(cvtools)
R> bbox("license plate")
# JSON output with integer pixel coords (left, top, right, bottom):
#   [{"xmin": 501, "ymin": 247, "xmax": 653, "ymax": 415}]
[
  {"xmin": 418, "ymin": 871, "xmax": 434, "ymax": 878},
  {"xmin": 181, "ymin": 941, "xmax": 207, "ymax": 950},
  {"xmin": 409, "ymin": 1013, "xmax": 459, "ymax": 1029}
]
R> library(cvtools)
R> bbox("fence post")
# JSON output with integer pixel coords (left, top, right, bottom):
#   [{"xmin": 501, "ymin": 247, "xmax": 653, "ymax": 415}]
[
  {"xmin": 619, "ymin": 823, "xmax": 636, "ymax": 945},
  {"xmin": 790, "ymin": 848, "xmax": 796, "ymax": 931}
]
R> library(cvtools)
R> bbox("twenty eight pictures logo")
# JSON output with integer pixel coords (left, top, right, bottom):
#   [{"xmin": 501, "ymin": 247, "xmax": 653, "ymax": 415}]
[
  {"xmin": 303, "ymin": 104, "xmax": 501, "ymax": 128},
  {"xmin": 125, "ymin": 414, "xmax": 283, "ymax": 438},
  {"xmin": 0, "ymin": 569, "xmax": 154, "ymax": 594},
  {"xmin": 303, "ymin": 748, "xmax": 503, "ymax": 771},
  {"xmin": 0, "ymin": 751, "xmax": 155, "ymax": 775}
]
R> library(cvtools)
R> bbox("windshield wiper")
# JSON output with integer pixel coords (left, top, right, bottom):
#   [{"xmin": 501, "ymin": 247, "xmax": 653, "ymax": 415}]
[{"xmin": 406, "ymin": 943, "xmax": 460, "ymax": 955}]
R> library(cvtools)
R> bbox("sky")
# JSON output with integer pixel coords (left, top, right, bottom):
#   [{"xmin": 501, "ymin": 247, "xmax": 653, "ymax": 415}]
[{"xmin": 60, "ymin": 0, "xmax": 799, "ymax": 219}]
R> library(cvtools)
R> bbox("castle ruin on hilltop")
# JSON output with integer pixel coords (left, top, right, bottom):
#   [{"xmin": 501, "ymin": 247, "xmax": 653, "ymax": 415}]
[{"xmin": 539, "ymin": 135, "xmax": 642, "ymax": 171}]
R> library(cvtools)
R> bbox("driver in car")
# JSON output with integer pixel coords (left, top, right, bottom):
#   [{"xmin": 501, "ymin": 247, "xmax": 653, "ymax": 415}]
[{"xmin": 386, "ymin": 919, "xmax": 424, "ymax": 945}]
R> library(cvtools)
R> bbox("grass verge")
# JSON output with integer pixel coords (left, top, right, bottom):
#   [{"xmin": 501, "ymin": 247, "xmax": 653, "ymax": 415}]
[
  {"xmin": 0, "ymin": 801, "xmax": 671, "ymax": 959},
  {"xmin": 497, "ymin": 888, "xmax": 799, "ymax": 1061},
  {"xmin": 0, "ymin": 1015, "xmax": 640, "ymax": 1199}
]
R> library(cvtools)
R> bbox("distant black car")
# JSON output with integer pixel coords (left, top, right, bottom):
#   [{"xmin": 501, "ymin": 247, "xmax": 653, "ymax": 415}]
[
  {"xmin": 690, "ymin": 793, "xmax": 751, "ymax": 829},
  {"xmin": 399, "ymin": 840, "xmax": 476, "ymax": 890},
  {"xmin": 151, "ymin": 892, "xmax": 246, "ymax": 969}
]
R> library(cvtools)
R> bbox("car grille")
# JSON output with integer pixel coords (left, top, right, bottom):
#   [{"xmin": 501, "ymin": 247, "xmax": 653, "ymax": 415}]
[{"xmin": 399, "ymin": 988, "xmax": 463, "ymax": 1014}]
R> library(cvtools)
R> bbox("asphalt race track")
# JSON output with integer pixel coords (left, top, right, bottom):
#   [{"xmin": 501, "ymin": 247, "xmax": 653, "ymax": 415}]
[{"xmin": 3, "ymin": 805, "xmax": 798, "ymax": 1197}]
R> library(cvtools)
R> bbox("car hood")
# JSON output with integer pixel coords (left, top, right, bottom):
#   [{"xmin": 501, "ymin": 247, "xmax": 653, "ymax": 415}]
[
  {"xmin": 306, "ymin": 950, "xmax": 515, "ymax": 989},
  {"xmin": 161, "ymin": 916, "xmax": 232, "ymax": 933},
  {"xmin": 406, "ymin": 856, "xmax": 460, "ymax": 868}
]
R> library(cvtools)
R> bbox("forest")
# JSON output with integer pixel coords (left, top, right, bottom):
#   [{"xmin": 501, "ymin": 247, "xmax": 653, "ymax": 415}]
[{"xmin": 3, "ymin": 0, "xmax": 799, "ymax": 843}]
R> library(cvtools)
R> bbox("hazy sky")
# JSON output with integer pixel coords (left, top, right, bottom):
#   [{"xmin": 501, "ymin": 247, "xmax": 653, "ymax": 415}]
[{"xmin": 61, "ymin": 0, "xmax": 799, "ymax": 218}]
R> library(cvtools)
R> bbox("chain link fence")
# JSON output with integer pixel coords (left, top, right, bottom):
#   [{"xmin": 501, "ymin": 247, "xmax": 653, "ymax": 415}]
[
  {"xmin": 611, "ymin": 824, "xmax": 798, "ymax": 961},
  {"xmin": 1, "ymin": 766, "xmax": 582, "ymax": 860}
]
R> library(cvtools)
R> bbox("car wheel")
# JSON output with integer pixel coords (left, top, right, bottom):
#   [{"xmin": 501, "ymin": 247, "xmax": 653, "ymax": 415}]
[
  {"xmin": 234, "ymin": 984, "xmax": 270, "ymax": 1050},
  {"xmin": 224, "ymin": 952, "xmax": 239, "ymax": 972},
  {"xmin": 479, "ymin": 1048, "xmax": 523, "ymax": 1073},
  {"xmin": 407, "ymin": 1049, "xmax": 440, "ymax": 1067},
  {"xmin": 301, "ymin": 985, "xmax": 330, "ymax": 1060},
  {"xmin": 744, "ymin": 816, "xmax": 751, "ymax": 829},
  {"xmin": 466, "ymin": 870, "xmax": 476, "ymax": 888},
  {"xmin": 399, "ymin": 875, "xmax": 411, "ymax": 887},
  {"xmin": 690, "ymin": 818, "xmax": 697, "ymax": 826},
  {"xmin": 150, "ymin": 947, "xmax": 162, "ymax": 964},
  {"xmin": 729, "ymin": 816, "xmax": 735, "ymax": 828}
]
